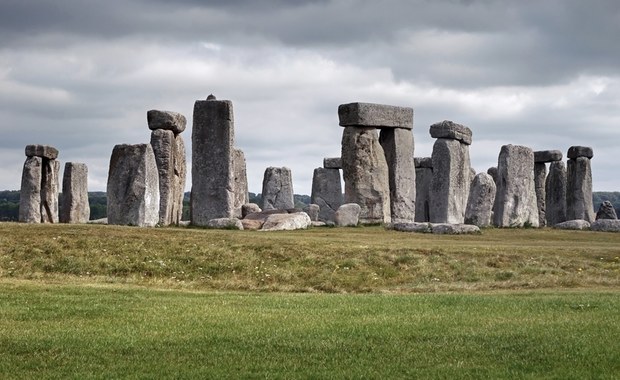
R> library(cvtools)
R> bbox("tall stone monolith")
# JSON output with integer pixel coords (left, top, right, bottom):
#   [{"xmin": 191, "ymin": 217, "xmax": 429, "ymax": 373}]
[
  {"xmin": 233, "ymin": 148, "xmax": 249, "ymax": 217},
  {"xmin": 60, "ymin": 162, "xmax": 90, "ymax": 223},
  {"xmin": 465, "ymin": 172, "xmax": 496, "ymax": 227},
  {"xmin": 19, "ymin": 144, "xmax": 60, "ymax": 223},
  {"xmin": 493, "ymin": 145, "xmax": 539, "ymax": 227},
  {"xmin": 566, "ymin": 146, "xmax": 595, "ymax": 222},
  {"xmin": 191, "ymin": 97, "xmax": 235, "ymax": 225},
  {"xmin": 414, "ymin": 157, "xmax": 432, "ymax": 222},
  {"xmin": 379, "ymin": 127, "xmax": 415, "ymax": 223},
  {"xmin": 19, "ymin": 156, "xmax": 43, "ymax": 223},
  {"xmin": 534, "ymin": 163, "xmax": 547, "ymax": 227},
  {"xmin": 311, "ymin": 167, "xmax": 343, "ymax": 222},
  {"xmin": 107, "ymin": 144, "xmax": 160, "ymax": 227},
  {"xmin": 545, "ymin": 161, "xmax": 567, "ymax": 226},
  {"xmin": 261, "ymin": 167, "xmax": 294, "ymax": 210}
]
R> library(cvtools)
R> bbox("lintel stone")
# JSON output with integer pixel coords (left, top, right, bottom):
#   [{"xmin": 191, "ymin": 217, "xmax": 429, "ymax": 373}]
[
  {"xmin": 414, "ymin": 157, "xmax": 433, "ymax": 168},
  {"xmin": 323, "ymin": 157, "xmax": 342, "ymax": 169},
  {"xmin": 534, "ymin": 150, "xmax": 562, "ymax": 163},
  {"xmin": 429, "ymin": 120, "xmax": 472, "ymax": 145},
  {"xmin": 567, "ymin": 146, "xmax": 594, "ymax": 160},
  {"xmin": 338, "ymin": 102, "xmax": 413, "ymax": 129},
  {"xmin": 25, "ymin": 144, "xmax": 58, "ymax": 159},
  {"xmin": 147, "ymin": 110, "xmax": 187, "ymax": 134}
]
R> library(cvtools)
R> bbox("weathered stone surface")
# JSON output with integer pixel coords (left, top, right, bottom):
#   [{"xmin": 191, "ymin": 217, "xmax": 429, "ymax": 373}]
[
  {"xmin": 338, "ymin": 102, "xmax": 413, "ymax": 129},
  {"xmin": 545, "ymin": 161, "xmax": 567, "ymax": 226},
  {"xmin": 414, "ymin": 157, "xmax": 432, "ymax": 168},
  {"xmin": 567, "ymin": 146, "xmax": 594, "ymax": 160},
  {"xmin": 241, "ymin": 219, "xmax": 264, "ymax": 230},
  {"xmin": 191, "ymin": 99, "xmax": 235, "ymax": 225},
  {"xmin": 206, "ymin": 218, "xmax": 243, "ymax": 230},
  {"xmin": 261, "ymin": 212, "xmax": 311, "ymax": 231},
  {"xmin": 414, "ymin": 166, "xmax": 432, "ymax": 222},
  {"xmin": 88, "ymin": 218, "xmax": 108, "ymax": 225},
  {"xmin": 41, "ymin": 159, "xmax": 60, "ymax": 223},
  {"xmin": 554, "ymin": 220, "xmax": 590, "ymax": 230},
  {"xmin": 107, "ymin": 144, "xmax": 160, "ymax": 227},
  {"xmin": 311, "ymin": 168, "xmax": 343, "ymax": 222},
  {"xmin": 596, "ymin": 201, "xmax": 618, "ymax": 220},
  {"xmin": 323, "ymin": 157, "xmax": 342, "ymax": 169},
  {"xmin": 60, "ymin": 162, "xmax": 90, "ymax": 223},
  {"xmin": 25, "ymin": 144, "xmax": 58, "ymax": 159},
  {"xmin": 303, "ymin": 204, "xmax": 320, "ymax": 222},
  {"xmin": 18, "ymin": 156, "xmax": 42, "ymax": 223},
  {"xmin": 590, "ymin": 219, "xmax": 620, "ymax": 232},
  {"xmin": 335, "ymin": 203, "xmax": 361, "ymax": 227},
  {"xmin": 465, "ymin": 173, "xmax": 496, "ymax": 227},
  {"xmin": 380, "ymin": 128, "xmax": 416, "ymax": 223},
  {"xmin": 431, "ymin": 223, "xmax": 481, "ymax": 235},
  {"xmin": 469, "ymin": 168, "xmax": 476, "ymax": 183},
  {"xmin": 429, "ymin": 138, "xmax": 471, "ymax": 224},
  {"xmin": 261, "ymin": 167, "xmax": 294, "ymax": 211},
  {"xmin": 173, "ymin": 135, "xmax": 187, "ymax": 223},
  {"xmin": 241, "ymin": 203, "xmax": 261, "ymax": 218},
  {"xmin": 151, "ymin": 129, "xmax": 177, "ymax": 225},
  {"xmin": 493, "ymin": 145, "xmax": 539, "ymax": 227},
  {"xmin": 534, "ymin": 150, "xmax": 562, "ymax": 163},
  {"xmin": 233, "ymin": 148, "xmax": 249, "ymax": 218},
  {"xmin": 567, "ymin": 156, "xmax": 595, "ymax": 222},
  {"xmin": 487, "ymin": 167, "xmax": 498, "ymax": 184},
  {"xmin": 341, "ymin": 127, "xmax": 391, "ymax": 224},
  {"xmin": 534, "ymin": 162, "xmax": 547, "ymax": 227},
  {"xmin": 147, "ymin": 110, "xmax": 187, "ymax": 134},
  {"xmin": 243, "ymin": 209, "xmax": 288, "ymax": 221},
  {"xmin": 429, "ymin": 120, "xmax": 472, "ymax": 145},
  {"xmin": 391, "ymin": 222, "xmax": 432, "ymax": 233},
  {"xmin": 311, "ymin": 221, "xmax": 326, "ymax": 227}
]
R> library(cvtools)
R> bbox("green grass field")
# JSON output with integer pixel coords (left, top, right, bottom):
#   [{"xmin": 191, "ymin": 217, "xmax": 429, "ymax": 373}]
[{"xmin": 0, "ymin": 223, "xmax": 619, "ymax": 378}]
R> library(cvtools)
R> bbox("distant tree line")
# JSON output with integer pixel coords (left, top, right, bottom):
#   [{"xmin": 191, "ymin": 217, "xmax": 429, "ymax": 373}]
[{"xmin": 2, "ymin": 190, "xmax": 616, "ymax": 222}]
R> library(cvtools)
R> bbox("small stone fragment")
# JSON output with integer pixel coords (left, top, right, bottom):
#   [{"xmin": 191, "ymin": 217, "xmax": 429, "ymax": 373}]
[
  {"xmin": 596, "ymin": 201, "xmax": 618, "ymax": 220},
  {"xmin": 303, "ymin": 204, "xmax": 320, "ymax": 222},
  {"xmin": 241, "ymin": 203, "xmax": 262, "ymax": 218},
  {"xmin": 335, "ymin": 203, "xmax": 361, "ymax": 227}
]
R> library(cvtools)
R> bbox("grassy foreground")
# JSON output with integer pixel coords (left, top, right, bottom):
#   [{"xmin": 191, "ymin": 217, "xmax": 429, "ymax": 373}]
[{"xmin": 0, "ymin": 282, "xmax": 618, "ymax": 379}]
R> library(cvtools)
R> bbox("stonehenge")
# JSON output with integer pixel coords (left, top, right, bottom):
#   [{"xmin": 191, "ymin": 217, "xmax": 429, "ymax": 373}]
[
  {"xmin": 566, "ymin": 146, "xmax": 595, "ymax": 222},
  {"xmin": 533, "ymin": 150, "xmax": 563, "ymax": 227},
  {"xmin": 60, "ymin": 162, "xmax": 90, "ymax": 223},
  {"xmin": 545, "ymin": 160, "xmax": 568, "ymax": 226},
  {"xmin": 465, "ymin": 173, "xmax": 496, "ymax": 227},
  {"xmin": 19, "ymin": 145, "xmax": 60, "ymax": 223},
  {"xmin": 261, "ymin": 167, "xmax": 295, "ymax": 211},
  {"xmin": 414, "ymin": 157, "xmax": 432, "ymax": 222},
  {"xmin": 310, "ymin": 162, "xmax": 343, "ymax": 222}
]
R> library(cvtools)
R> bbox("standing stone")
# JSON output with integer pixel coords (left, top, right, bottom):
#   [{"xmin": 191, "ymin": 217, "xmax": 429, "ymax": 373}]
[
  {"xmin": 567, "ymin": 147, "xmax": 595, "ymax": 223},
  {"xmin": 60, "ymin": 162, "xmax": 90, "ymax": 223},
  {"xmin": 429, "ymin": 138, "xmax": 471, "ymax": 224},
  {"xmin": 261, "ymin": 167, "xmax": 294, "ymax": 210},
  {"xmin": 379, "ymin": 128, "xmax": 415, "ymax": 223},
  {"xmin": 545, "ymin": 161, "xmax": 567, "ymax": 226},
  {"xmin": 341, "ymin": 127, "xmax": 391, "ymax": 224},
  {"xmin": 107, "ymin": 144, "xmax": 160, "ymax": 227},
  {"xmin": 151, "ymin": 129, "xmax": 176, "ymax": 225},
  {"xmin": 414, "ymin": 157, "xmax": 432, "ymax": 222},
  {"xmin": 18, "ymin": 156, "xmax": 43, "ymax": 223},
  {"xmin": 493, "ymin": 145, "xmax": 539, "ymax": 227},
  {"xmin": 303, "ymin": 204, "xmax": 320, "ymax": 222},
  {"xmin": 465, "ymin": 172, "xmax": 496, "ymax": 227},
  {"xmin": 174, "ymin": 135, "xmax": 187, "ymax": 223},
  {"xmin": 233, "ymin": 148, "xmax": 249, "ymax": 218},
  {"xmin": 534, "ymin": 163, "xmax": 547, "ymax": 227},
  {"xmin": 311, "ymin": 167, "xmax": 343, "ymax": 222},
  {"xmin": 191, "ymin": 98, "xmax": 235, "ymax": 225},
  {"xmin": 596, "ymin": 201, "xmax": 618, "ymax": 220},
  {"xmin": 40, "ymin": 159, "xmax": 60, "ymax": 223}
]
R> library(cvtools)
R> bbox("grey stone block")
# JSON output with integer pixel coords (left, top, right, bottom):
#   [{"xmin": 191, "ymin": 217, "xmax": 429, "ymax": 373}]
[
  {"xmin": 429, "ymin": 120, "xmax": 472, "ymax": 145},
  {"xmin": 338, "ymin": 102, "xmax": 413, "ymax": 129}
]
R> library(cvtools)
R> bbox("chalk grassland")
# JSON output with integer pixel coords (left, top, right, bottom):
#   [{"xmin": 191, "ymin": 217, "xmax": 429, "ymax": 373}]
[{"xmin": 0, "ymin": 223, "xmax": 619, "ymax": 292}]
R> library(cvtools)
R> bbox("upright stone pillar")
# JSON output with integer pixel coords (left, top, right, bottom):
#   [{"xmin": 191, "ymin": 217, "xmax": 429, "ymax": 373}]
[
  {"xmin": 414, "ymin": 157, "xmax": 432, "ymax": 222},
  {"xmin": 566, "ymin": 146, "xmax": 595, "ymax": 222},
  {"xmin": 428, "ymin": 121, "xmax": 472, "ymax": 224},
  {"xmin": 107, "ymin": 144, "xmax": 160, "ymax": 227},
  {"xmin": 546, "ymin": 160, "xmax": 567, "ymax": 226},
  {"xmin": 19, "ymin": 144, "xmax": 60, "ymax": 223},
  {"xmin": 261, "ymin": 167, "xmax": 294, "ymax": 210},
  {"xmin": 493, "ymin": 145, "xmax": 539, "ymax": 227},
  {"xmin": 60, "ymin": 162, "xmax": 90, "ymax": 223},
  {"xmin": 311, "ymin": 163, "xmax": 343, "ymax": 222},
  {"xmin": 533, "ymin": 150, "xmax": 563, "ymax": 227},
  {"xmin": 465, "ymin": 172, "xmax": 496, "ymax": 227},
  {"xmin": 191, "ymin": 97, "xmax": 235, "ymax": 225},
  {"xmin": 338, "ymin": 102, "xmax": 413, "ymax": 224},
  {"xmin": 233, "ymin": 148, "xmax": 249, "ymax": 218},
  {"xmin": 19, "ymin": 156, "xmax": 43, "ymax": 223}
]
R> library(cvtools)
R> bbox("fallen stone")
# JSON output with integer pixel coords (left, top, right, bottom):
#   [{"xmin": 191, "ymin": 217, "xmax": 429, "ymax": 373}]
[
  {"xmin": 147, "ymin": 110, "xmax": 187, "ymax": 134},
  {"xmin": 390, "ymin": 222, "xmax": 432, "ymax": 233},
  {"xmin": 414, "ymin": 157, "xmax": 433, "ymax": 168},
  {"xmin": 567, "ymin": 156, "xmax": 595, "ymax": 222},
  {"xmin": 261, "ymin": 167, "xmax": 295, "ymax": 211},
  {"xmin": 534, "ymin": 150, "xmax": 562, "ymax": 163},
  {"xmin": 311, "ymin": 221, "xmax": 327, "ymax": 227},
  {"xmin": 303, "ymin": 204, "xmax": 320, "ymax": 222},
  {"xmin": 380, "ymin": 127, "xmax": 416, "ymax": 223},
  {"xmin": 429, "ymin": 138, "xmax": 470, "ymax": 224},
  {"xmin": 431, "ymin": 223, "xmax": 481, "ymax": 234},
  {"xmin": 260, "ymin": 212, "xmax": 311, "ymax": 231},
  {"xmin": 18, "ymin": 156, "xmax": 42, "ymax": 223},
  {"xmin": 310, "ymin": 167, "xmax": 343, "ymax": 222},
  {"xmin": 590, "ymin": 219, "xmax": 620, "ymax": 232},
  {"xmin": 87, "ymin": 218, "xmax": 108, "ymax": 224},
  {"xmin": 554, "ymin": 220, "xmax": 590, "ymax": 230},
  {"xmin": 465, "ymin": 173, "xmax": 496, "ymax": 227},
  {"xmin": 323, "ymin": 157, "xmax": 342, "ymax": 169},
  {"xmin": 206, "ymin": 218, "xmax": 243, "ymax": 230},
  {"xmin": 241, "ymin": 203, "xmax": 262, "ymax": 218},
  {"xmin": 335, "ymin": 203, "xmax": 361, "ymax": 227},
  {"xmin": 545, "ymin": 160, "xmax": 567, "ymax": 226},
  {"xmin": 567, "ymin": 146, "xmax": 594, "ymax": 160},
  {"xmin": 596, "ymin": 201, "xmax": 618, "ymax": 220},
  {"xmin": 429, "ymin": 120, "xmax": 473, "ymax": 145},
  {"xmin": 241, "ymin": 219, "xmax": 264, "ymax": 230},
  {"xmin": 60, "ymin": 162, "xmax": 90, "ymax": 223},
  {"xmin": 25, "ymin": 144, "xmax": 58, "ymax": 160},
  {"xmin": 338, "ymin": 102, "xmax": 413, "ymax": 129}
]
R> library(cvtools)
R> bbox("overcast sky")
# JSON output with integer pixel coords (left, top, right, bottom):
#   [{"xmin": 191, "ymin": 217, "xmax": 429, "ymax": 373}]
[{"xmin": 1, "ymin": 0, "xmax": 619, "ymax": 195}]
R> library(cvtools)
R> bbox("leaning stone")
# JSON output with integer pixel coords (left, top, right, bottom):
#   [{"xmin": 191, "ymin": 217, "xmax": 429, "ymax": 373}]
[
  {"xmin": 206, "ymin": 218, "xmax": 243, "ymax": 230},
  {"xmin": 233, "ymin": 148, "xmax": 249, "ymax": 218},
  {"xmin": 335, "ymin": 203, "xmax": 361, "ymax": 227},
  {"xmin": 567, "ymin": 156, "xmax": 595, "ymax": 222},
  {"xmin": 260, "ymin": 212, "xmax": 311, "ymax": 231},
  {"xmin": 18, "ymin": 156, "xmax": 42, "ymax": 223},
  {"xmin": 338, "ymin": 102, "xmax": 413, "ymax": 129},
  {"xmin": 391, "ymin": 222, "xmax": 432, "ymax": 233},
  {"xmin": 341, "ymin": 127, "xmax": 391, "ymax": 224},
  {"xmin": 431, "ymin": 223, "xmax": 481, "ymax": 235},
  {"xmin": 311, "ymin": 167, "xmax": 343, "ymax": 222},
  {"xmin": 60, "ymin": 162, "xmax": 90, "ymax": 223},
  {"xmin": 534, "ymin": 162, "xmax": 547, "ymax": 227},
  {"xmin": 553, "ymin": 220, "xmax": 590, "ymax": 230},
  {"xmin": 25, "ymin": 144, "xmax": 58, "ymax": 160},
  {"xmin": 596, "ymin": 201, "xmax": 618, "ymax": 220},
  {"xmin": 414, "ymin": 157, "xmax": 433, "ymax": 168},
  {"xmin": 191, "ymin": 98, "xmax": 236, "ymax": 224},
  {"xmin": 429, "ymin": 120, "xmax": 473, "ymax": 145},
  {"xmin": 261, "ymin": 167, "xmax": 295, "ymax": 211},
  {"xmin": 380, "ymin": 127, "xmax": 416, "ymax": 223},
  {"xmin": 303, "ymin": 204, "xmax": 320, "ymax": 222},
  {"xmin": 41, "ymin": 159, "xmax": 60, "ymax": 223},
  {"xmin": 147, "ymin": 110, "xmax": 187, "ymax": 134},
  {"xmin": 590, "ymin": 219, "xmax": 620, "ymax": 232},
  {"xmin": 465, "ymin": 173, "xmax": 496, "ymax": 227},
  {"xmin": 534, "ymin": 150, "xmax": 562, "ymax": 163},
  {"xmin": 545, "ymin": 161, "xmax": 567, "ymax": 226},
  {"xmin": 415, "ymin": 165, "xmax": 432, "ymax": 222},
  {"xmin": 323, "ymin": 157, "xmax": 342, "ymax": 169},
  {"xmin": 107, "ymin": 144, "xmax": 160, "ymax": 227},
  {"xmin": 567, "ymin": 146, "xmax": 594, "ymax": 160},
  {"xmin": 493, "ymin": 145, "xmax": 539, "ymax": 228},
  {"xmin": 241, "ymin": 203, "xmax": 261, "ymax": 218}
]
